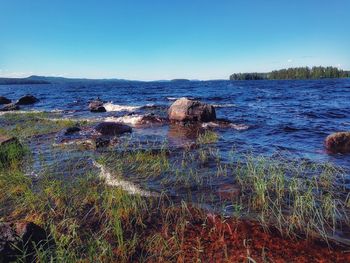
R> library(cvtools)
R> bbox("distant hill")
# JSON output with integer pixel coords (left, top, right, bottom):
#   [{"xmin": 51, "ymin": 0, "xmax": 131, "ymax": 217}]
[
  {"xmin": 0, "ymin": 75, "xmax": 133, "ymax": 85},
  {"xmin": 27, "ymin": 75, "xmax": 132, "ymax": 83},
  {"xmin": 170, "ymin": 79, "xmax": 191, "ymax": 82},
  {"xmin": 0, "ymin": 75, "xmax": 201, "ymax": 85},
  {"xmin": 0, "ymin": 77, "xmax": 50, "ymax": 85},
  {"xmin": 230, "ymin": 66, "xmax": 350, "ymax": 81}
]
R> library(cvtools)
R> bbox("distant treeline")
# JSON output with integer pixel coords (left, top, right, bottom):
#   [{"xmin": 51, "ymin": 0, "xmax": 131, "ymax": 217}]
[{"xmin": 230, "ymin": 66, "xmax": 350, "ymax": 81}]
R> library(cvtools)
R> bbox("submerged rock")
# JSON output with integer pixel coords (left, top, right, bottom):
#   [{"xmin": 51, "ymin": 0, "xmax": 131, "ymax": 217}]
[
  {"xmin": 16, "ymin": 95, "xmax": 39, "ymax": 105},
  {"xmin": 0, "ymin": 103, "xmax": 20, "ymax": 111},
  {"xmin": 217, "ymin": 184, "xmax": 241, "ymax": 201},
  {"xmin": 167, "ymin": 123, "xmax": 203, "ymax": 141},
  {"xmin": 89, "ymin": 99, "xmax": 106, "ymax": 112},
  {"xmin": 136, "ymin": 114, "xmax": 169, "ymax": 126},
  {"xmin": 64, "ymin": 126, "xmax": 81, "ymax": 135},
  {"xmin": 325, "ymin": 132, "xmax": 350, "ymax": 153},
  {"xmin": 95, "ymin": 137, "xmax": 113, "ymax": 148},
  {"xmin": 0, "ymin": 96, "xmax": 11, "ymax": 104},
  {"xmin": 55, "ymin": 123, "xmax": 129, "ymax": 149},
  {"xmin": 0, "ymin": 221, "xmax": 50, "ymax": 262},
  {"xmin": 94, "ymin": 122, "xmax": 132, "ymax": 136},
  {"xmin": 168, "ymin": 97, "xmax": 216, "ymax": 122}
]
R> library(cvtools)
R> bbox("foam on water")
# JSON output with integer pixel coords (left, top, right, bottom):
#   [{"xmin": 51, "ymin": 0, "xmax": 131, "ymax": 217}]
[
  {"xmin": 104, "ymin": 102, "xmax": 141, "ymax": 112},
  {"xmin": 212, "ymin": 104, "xmax": 236, "ymax": 108},
  {"xmin": 104, "ymin": 115, "xmax": 143, "ymax": 126},
  {"xmin": 202, "ymin": 122, "xmax": 250, "ymax": 130},
  {"xmin": 93, "ymin": 161, "xmax": 156, "ymax": 197}
]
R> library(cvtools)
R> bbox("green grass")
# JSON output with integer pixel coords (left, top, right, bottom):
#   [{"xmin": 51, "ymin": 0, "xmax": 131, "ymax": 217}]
[
  {"xmin": 0, "ymin": 157, "xmax": 200, "ymax": 262},
  {"xmin": 196, "ymin": 130, "xmax": 219, "ymax": 145},
  {"xmin": 1, "ymin": 112, "xmax": 349, "ymax": 261},
  {"xmin": 232, "ymin": 154, "xmax": 349, "ymax": 242},
  {"xmin": 0, "ymin": 139, "xmax": 28, "ymax": 169},
  {"xmin": 98, "ymin": 140, "xmax": 349, "ymax": 244},
  {"xmin": 0, "ymin": 112, "xmax": 83, "ymax": 139}
]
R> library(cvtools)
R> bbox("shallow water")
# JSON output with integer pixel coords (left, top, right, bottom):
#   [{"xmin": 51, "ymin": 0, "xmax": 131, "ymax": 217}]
[
  {"xmin": 1, "ymin": 79, "xmax": 350, "ymax": 171},
  {"xmin": 2, "ymin": 78, "xmax": 350, "ymax": 243}
]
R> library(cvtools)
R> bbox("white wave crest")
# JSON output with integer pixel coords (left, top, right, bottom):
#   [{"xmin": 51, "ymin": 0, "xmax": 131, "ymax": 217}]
[
  {"xmin": 93, "ymin": 161, "xmax": 156, "ymax": 197},
  {"xmin": 202, "ymin": 122, "xmax": 249, "ymax": 130},
  {"xmin": 50, "ymin": 109, "xmax": 64, "ymax": 113},
  {"xmin": 229, "ymin": 123, "xmax": 250, "ymax": 130},
  {"xmin": 104, "ymin": 102, "xmax": 141, "ymax": 112},
  {"xmin": 104, "ymin": 115, "xmax": 143, "ymax": 126},
  {"xmin": 212, "ymin": 104, "xmax": 236, "ymax": 108}
]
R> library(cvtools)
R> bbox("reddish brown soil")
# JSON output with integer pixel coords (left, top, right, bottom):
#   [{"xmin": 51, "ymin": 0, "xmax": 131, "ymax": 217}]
[
  {"xmin": 17, "ymin": 202, "xmax": 349, "ymax": 262},
  {"xmin": 185, "ymin": 216, "xmax": 349, "ymax": 262},
  {"xmin": 141, "ymin": 208, "xmax": 350, "ymax": 263}
]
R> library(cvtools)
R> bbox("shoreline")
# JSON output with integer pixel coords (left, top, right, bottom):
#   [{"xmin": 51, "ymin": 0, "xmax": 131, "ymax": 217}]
[{"xmin": 1, "ymin": 104, "xmax": 350, "ymax": 261}]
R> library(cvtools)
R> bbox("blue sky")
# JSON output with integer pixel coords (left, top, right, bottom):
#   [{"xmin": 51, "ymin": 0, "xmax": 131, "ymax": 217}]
[{"xmin": 0, "ymin": 0, "xmax": 349, "ymax": 80}]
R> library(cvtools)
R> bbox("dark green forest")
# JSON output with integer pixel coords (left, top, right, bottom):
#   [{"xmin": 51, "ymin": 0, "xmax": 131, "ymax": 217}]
[{"xmin": 230, "ymin": 66, "xmax": 350, "ymax": 81}]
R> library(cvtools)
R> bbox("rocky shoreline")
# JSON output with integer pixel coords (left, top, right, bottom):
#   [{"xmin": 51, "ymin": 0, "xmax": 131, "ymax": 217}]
[
  {"xmin": 1, "ymin": 95, "xmax": 350, "ymax": 262},
  {"xmin": 3, "ymin": 94, "xmax": 350, "ymax": 154}
]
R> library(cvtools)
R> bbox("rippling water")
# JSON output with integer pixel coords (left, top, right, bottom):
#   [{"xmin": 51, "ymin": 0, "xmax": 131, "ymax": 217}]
[
  {"xmin": 2, "ymin": 79, "xmax": 350, "ymax": 170},
  {"xmin": 2, "ymin": 78, "xmax": 350, "ymax": 243}
]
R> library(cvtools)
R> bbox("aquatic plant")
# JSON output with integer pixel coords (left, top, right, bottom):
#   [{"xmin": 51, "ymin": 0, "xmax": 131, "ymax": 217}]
[
  {"xmin": 1, "ymin": 113, "xmax": 349, "ymax": 262},
  {"xmin": 196, "ymin": 130, "xmax": 219, "ymax": 145},
  {"xmin": 233, "ymin": 154, "xmax": 349, "ymax": 242},
  {"xmin": 0, "ymin": 112, "xmax": 86, "ymax": 140}
]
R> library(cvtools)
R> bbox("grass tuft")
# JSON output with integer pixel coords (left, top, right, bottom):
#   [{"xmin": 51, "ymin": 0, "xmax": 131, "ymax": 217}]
[{"xmin": 196, "ymin": 130, "xmax": 219, "ymax": 145}]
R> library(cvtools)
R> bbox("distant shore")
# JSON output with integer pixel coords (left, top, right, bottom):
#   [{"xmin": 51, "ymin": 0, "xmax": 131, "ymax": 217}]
[
  {"xmin": 1, "ymin": 66, "xmax": 350, "ymax": 85},
  {"xmin": 230, "ymin": 66, "xmax": 350, "ymax": 80}
]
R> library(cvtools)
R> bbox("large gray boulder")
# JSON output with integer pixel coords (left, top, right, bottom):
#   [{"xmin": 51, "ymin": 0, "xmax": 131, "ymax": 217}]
[
  {"xmin": 0, "ymin": 96, "xmax": 11, "ymax": 104},
  {"xmin": 325, "ymin": 132, "xmax": 350, "ymax": 154},
  {"xmin": 16, "ymin": 95, "xmax": 39, "ymax": 105},
  {"xmin": 168, "ymin": 98, "xmax": 216, "ymax": 122}
]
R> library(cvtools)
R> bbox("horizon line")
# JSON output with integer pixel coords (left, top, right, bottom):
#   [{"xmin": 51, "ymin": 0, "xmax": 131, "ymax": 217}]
[{"xmin": 0, "ymin": 66, "xmax": 349, "ymax": 82}]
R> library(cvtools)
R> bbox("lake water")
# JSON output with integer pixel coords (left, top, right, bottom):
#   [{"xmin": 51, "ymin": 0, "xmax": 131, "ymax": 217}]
[
  {"xmin": 1, "ymin": 79, "xmax": 350, "ymax": 171},
  {"xmin": 2, "ymin": 78, "xmax": 350, "ymax": 242}
]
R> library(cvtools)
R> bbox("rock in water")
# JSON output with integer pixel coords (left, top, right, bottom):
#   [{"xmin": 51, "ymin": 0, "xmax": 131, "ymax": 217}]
[
  {"xmin": 325, "ymin": 132, "xmax": 350, "ymax": 153},
  {"xmin": 217, "ymin": 184, "xmax": 241, "ymax": 201},
  {"xmin": 94, "ymin": 122, "xmax": 132, "ymax": 136},
  {"xmin": 0, "ymin": 221, "xmax": 50, "ymax": 262},
  {"xmin": 0, "ymin": 96, "xmax": 11, "ymax": 104},
  {"xmin": 95, "ymin": 137, "xmax": 111, "ymax": 148},
  {"xmin": 136, "ymin": 114, "xmax": 168, "ymax": 126},
  {"xmin": 89, "ymin": 99, "xmax": 106, "ymax": 112},
  {"xmin": 168, "ymin": 97, "xmax": 216, "ymax": 122},
  {"xmin": 0, "ymin": 103, "xmax": 19, "ymax": 111},
  {"xmin": 16, "ymin": 95, "xmax": 39, "ymax": 105},
  {"xmin": 64, "ymin": 126, "xmax": 81, "ymax": 135}
]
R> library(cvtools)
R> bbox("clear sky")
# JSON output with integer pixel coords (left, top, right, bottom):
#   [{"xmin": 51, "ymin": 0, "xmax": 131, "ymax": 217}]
[{"xmin": 0, "ymin": 0, "xmax": 349, "ymax": 80}]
